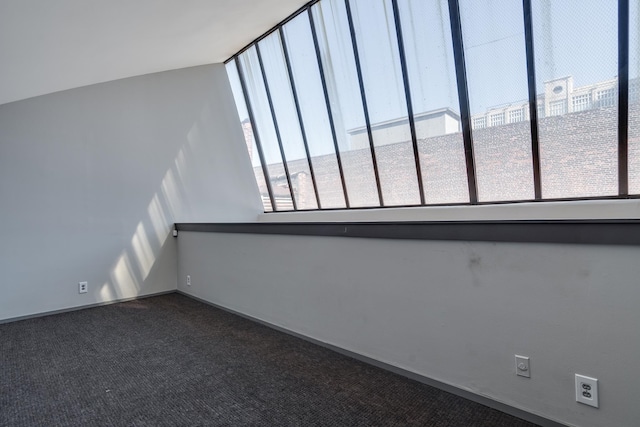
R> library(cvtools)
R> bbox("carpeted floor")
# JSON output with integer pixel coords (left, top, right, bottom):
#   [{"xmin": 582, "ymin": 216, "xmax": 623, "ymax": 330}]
[{"xmin": 1, "ymin": 293, "xmax": 540, "ymax": 426}]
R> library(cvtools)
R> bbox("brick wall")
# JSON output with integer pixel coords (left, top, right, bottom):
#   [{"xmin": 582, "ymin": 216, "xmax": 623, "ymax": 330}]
[{"xmin": 256, "ymin": 105, "xmax": 640, "ymax": 210}]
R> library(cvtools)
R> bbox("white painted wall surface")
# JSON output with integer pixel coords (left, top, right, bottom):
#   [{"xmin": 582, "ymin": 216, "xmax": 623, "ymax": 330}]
[
  {"xmin": 178, "ymin": 231, "xmax": 640, "ymax": 427},
  {"xmin": 0, "ymin": 64, "xmax": 262, "ymax": 321}
]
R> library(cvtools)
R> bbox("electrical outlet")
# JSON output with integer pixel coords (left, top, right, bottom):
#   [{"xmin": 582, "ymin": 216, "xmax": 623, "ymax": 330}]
[
  {"xmin": 186, "ymin": 275, "xmax": 191, "ymax": 286},
  {"xmin": 515, "ymin": 355, "xmax": 530, "ymax": 378},
  {"xmin": 78, "ymin": 281, "xmax": 88, "ymax": 294},
  {"xmin": 575, "ymin": 374, "xmax": 599, "ymax": 408}
]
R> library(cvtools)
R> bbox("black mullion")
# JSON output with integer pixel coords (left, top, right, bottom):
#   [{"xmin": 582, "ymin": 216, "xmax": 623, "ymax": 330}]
[
  {"xmin": 224, "ymin": 0, "xmax": 322, "ymax": 64},
  {"xmin": 523, "ymin": 0, "xmax": 542, "ymax": 200},
  {"xmin": 234, "ymin": 57, "xmax": 276, "ymax": 211},
  {"xmin": 278, "ymin": 26, "xmax": 322, "ymax": 209},
  {"xmin": 391, "ymin": 0, "xmax": 426, "ymax": 205},
  {"xmin": 447, "ymin": 0, "xmax": 478, "ymax": 204},
  {"xmin": 619, "ymin": 0, "xmax": 630, "ymax": 196},
  {"xmin": 344, "ymin": 0, "xmax": 385, "ymax": 206},
  {"xmin": 308, "ymin": 7, "xmax": 350, "ymax": 208},
  {"xmin": 255, "ymin": 43, "xmax": 298, "ymax": 210}
]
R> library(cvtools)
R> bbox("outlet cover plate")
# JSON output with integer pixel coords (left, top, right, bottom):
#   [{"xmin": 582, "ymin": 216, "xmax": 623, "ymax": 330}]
[
  {"xmin": 515, "ymin": 355, "xmax": 530, "ymax": 378},
  {"xmin": 78, "ymin": 281, "xmax": 88, "ymax": 294},
  {"xmin": 576, "ymin": 374, "xmax": 598, "ymax": 408}
]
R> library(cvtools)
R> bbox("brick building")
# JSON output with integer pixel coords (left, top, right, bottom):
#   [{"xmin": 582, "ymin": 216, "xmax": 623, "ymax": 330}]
[{"xmin": 253, "ymin": 77, "xmax": 640, "ymax": 211}]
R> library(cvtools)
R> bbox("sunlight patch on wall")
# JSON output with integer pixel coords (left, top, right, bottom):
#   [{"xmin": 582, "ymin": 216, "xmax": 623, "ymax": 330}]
[
  {"xmin": 161, "ymin": 169, "xmax": 180, "ymax": 219},
  {"xmin": 131, "ymin": 222, "xmax": 155, "ymax": 279},
  {"xmin": 99, "ymin": 281, "xmax": 115, "ymax": 301},
  {"xmin": 110, "ymin": 252, "xmax": 140, "ymax": 298},
  {"xmin": 148, "ymin": 194, "xmax": 171, "ymax": 246}
]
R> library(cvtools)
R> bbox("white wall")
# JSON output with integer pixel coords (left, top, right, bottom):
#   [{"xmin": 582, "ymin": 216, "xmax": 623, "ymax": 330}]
[
  {"xmin": 0, "ymin": 64, "xmax": 262, "ymax": 321},
  {"xmin": 178, "ymin": 231, "xmax": 640, "ymax": 427}
]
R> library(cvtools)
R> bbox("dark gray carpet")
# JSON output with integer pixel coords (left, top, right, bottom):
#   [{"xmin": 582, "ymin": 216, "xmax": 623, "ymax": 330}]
[{"xmin": 1, "ymin": 293, "xmax": 540, "ymax": 426}]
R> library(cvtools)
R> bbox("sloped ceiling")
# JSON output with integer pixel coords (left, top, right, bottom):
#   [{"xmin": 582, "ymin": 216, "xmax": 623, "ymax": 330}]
[{"xmin": 0, "ymin": 0, "xmax": 309, "ymax": 105}]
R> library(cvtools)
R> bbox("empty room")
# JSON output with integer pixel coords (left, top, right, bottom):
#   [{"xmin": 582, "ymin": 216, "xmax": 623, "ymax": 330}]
[{"xmin": 1, "ymin": 0, "xmax": 639, "ymax": 426}]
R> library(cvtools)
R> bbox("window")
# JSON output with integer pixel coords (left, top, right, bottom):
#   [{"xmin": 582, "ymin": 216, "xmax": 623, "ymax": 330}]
[
  {"xmin": 630, "ymin": 0, "xmax": 640, "ymax": 193},
  {"xmin": 226, "ymin": 62, "xmax": 273, "ymax": 212},
  {"xmin": 490, "ymin": 113, "xmax": 505, "ymax": 126},
  {"xmin": 348, "ymin": 0, "xmax": 421, "ymax": 206},
  {"xmin": 549, "ymin": 100, "xmax": 567, "ymax": 117},
  {"xmin": 460, "ymin": 0, "xmax": 534, "ymax": 202},
  {"xmin": 537, "ymin": 102, "xmax": 545, "ymax": 119},
  {"xmin": 226, "ymin": 0, "xmax": 633, "ymax": 211},
  {"xmin": 281, "ymin": 13, "xmax": 347, "ymax": 209},
  {"xmin": 508, "ymin": 108, "xmax": 524, "ymax": 123},
  {"xmin": 258, "ymin": 32, "xmax": 319, "ymax": 210},
  {"xmin": 311, "ymin": 0, "xmax": 380, "ymax": 208},
  {"xmin": 532, "ymin": 0, "xmax": 618, "ymax": 198},
  {"xmin": 572, "ymin": 94, "xmax": 591, "ymax": 112},
  {"xmin": 237, "ymin": 47, "xmax": 295, "ymax": 211},
  {"xmin": 472, "ymin": 117, "xmax": 486, "ymax": 129},
  {"xmin": 630, "ymin": 79, "xmax": 640, "ymax": 104},
  {"xmin": 594, "ymin": 88, "xmax": 615, "ymax": 108},
  {"xmin": 396, "ymin": 0, "xmax": 469, "ymax": 204},
  {"xmin": 571, "ymin": 93, "xmax": 591, "ymax": 112}
]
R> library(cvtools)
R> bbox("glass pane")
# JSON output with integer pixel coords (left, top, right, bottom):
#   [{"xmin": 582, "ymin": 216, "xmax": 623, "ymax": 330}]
[
  {"xmin": 532, "ymin": 0, "xmax": 618, "ymax": 198},
  {"xmin": 258, "ymin": 32, "xmax": 318, "ymax": 210},
  {"xmin": 630, "ymin": 0, "xmax": 640, "ymax": 193},
  {"xmin": 312, "ymin": 0, "xmax": 380, "ymax": 208},
  {"xmin": 282, "ymin": 13, "xmax": 347, "ymax": 209},
  {"xmin": 397, "ymin": 0, "xmax": 469, "ymax": 204},
  {"xmin": 238, "ymin": 47, "xmax": 294, "ymax": 211},
  {"xmin": 225, "ymin": 61, "xmax": 273, "ymax": 212},
  {"xmin": 349, "ymin": 0, "xmax": 421, "ymax": 206},
  {"xmin": 460, "ymin": 0, "xmax": 534, "ymax": 202}
]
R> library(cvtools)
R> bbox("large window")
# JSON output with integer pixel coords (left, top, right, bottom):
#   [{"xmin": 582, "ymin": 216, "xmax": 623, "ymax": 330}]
[
  {"xmin": 509, "ymin": 109, "xmax": 525, "ymax": 123},
  {"xmin": 396, "ymin": 0, "xmax": 469, "ymax": 204},
  {"xmin": 630, "ymin": 0, "xmax": 640, "ymax": 193},
  {"xmin": 460, "ymin": 0, "xmax": 534, "ymax": 202},
  {"xmin": 533, "ymin": 0, "xmax": 618, "ymax": 199},
  {"xmin": 572, "ymin": 94, "xmax": 592, "ymax": 112},
  {"xmin": 226, "ymin": 0, "xmax": 638, "ymax": 212}
]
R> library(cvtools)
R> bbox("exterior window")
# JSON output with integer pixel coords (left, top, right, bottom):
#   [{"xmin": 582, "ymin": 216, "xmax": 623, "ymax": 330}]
[
  {"xmin": 311, "ymin": 0, "xmax": 380, "ymax": 208},
  {"xmin": 549, "ymin": 100, "xmax": 567, "ymax": 116},
  {"xmin": 508, "ymin": 108, "xmax": 524, "ymax": 123},
  {"xmin": 630, "ymin": 79, "xmax": 639, "ymax": 104},
  {"xmin": 537, "ymin": 102, "xmax": 545, "ymax": 119},
  {"xmin": 460, "ymin": 0, "xmax": 534, "ymax": 202},
  {"xmin": 225, "ymin": 62, "xmax": 274, "ymax": 212},
  {"xmin": 572, "ymin": 93, "xmax": 591, "ymax": 112},
  {"xmin": 397, "ymin": 0, "xmax": 469, "ymax": 204},
  {"xmin": 226, "ymin": 0, "xmax": 632, "ymax": 211},
  {"xmin": 473, "ymin": 117, "xmax": 486, "ymax": 129},
  {"xmin": 349, "ymin": 0, "xmax": 421, "ymax": 206},
  {"xmin": 630, "ymin": 1, "xmax": 640, "ymax": 194},
  {"xmin": 594, "ymin": 88, "xmax": 615, "ymax": 108},
  {"xmin": 490, "ymin": 113, "xmax": 505, "ymax": 126},
  {"xmin": 532, "ymin": 0, "xmax": 617, "ymax": 199}
]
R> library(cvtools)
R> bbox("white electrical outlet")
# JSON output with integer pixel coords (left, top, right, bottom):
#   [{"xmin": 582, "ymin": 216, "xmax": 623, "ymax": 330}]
[
  {"xmin": 186, "ymin": 275, "xmax": 191, "ymax": 286},
  {"xmin": 575, "ymin": 374, "xmax": 599, "ymax": 408},
  {"xmin": 78, "ymin": 281, "xmax": 88, "ymax": 294},
  {"xmin": 515, "ymin": 355, "xmax": 530, "ymax": 378}
]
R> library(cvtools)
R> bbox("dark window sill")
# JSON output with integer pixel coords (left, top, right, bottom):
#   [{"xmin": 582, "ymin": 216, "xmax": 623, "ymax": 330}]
[{"xmin": 175, "ymin": 220, "xmax": 640, "ymax": 246}]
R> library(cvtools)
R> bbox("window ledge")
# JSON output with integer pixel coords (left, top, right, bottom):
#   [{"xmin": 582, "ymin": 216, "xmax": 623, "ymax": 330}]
[
  {"xmin": 257, "ymin": 198, "xmax": 640, "ymax": 223},
  {"xmin": 175, "ymin": 199, "xmax": 640, "ymax": 246}
]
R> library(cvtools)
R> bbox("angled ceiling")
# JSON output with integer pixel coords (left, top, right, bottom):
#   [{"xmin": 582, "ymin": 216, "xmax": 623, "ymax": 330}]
[{"xmin": 0, "ymin": 0, "xmax": 309, "ymax": 105}]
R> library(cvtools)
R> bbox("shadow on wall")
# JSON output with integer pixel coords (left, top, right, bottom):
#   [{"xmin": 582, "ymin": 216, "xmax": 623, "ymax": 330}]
[{"xmin": 0, "ymin": 64, "xmax": 256, "ymax": 321}]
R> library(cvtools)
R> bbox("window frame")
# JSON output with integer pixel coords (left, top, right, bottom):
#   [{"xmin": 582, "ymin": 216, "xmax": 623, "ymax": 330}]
[{"xmin": 224, "ymin": 0, "xmax": 635, "ymax": 214}]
